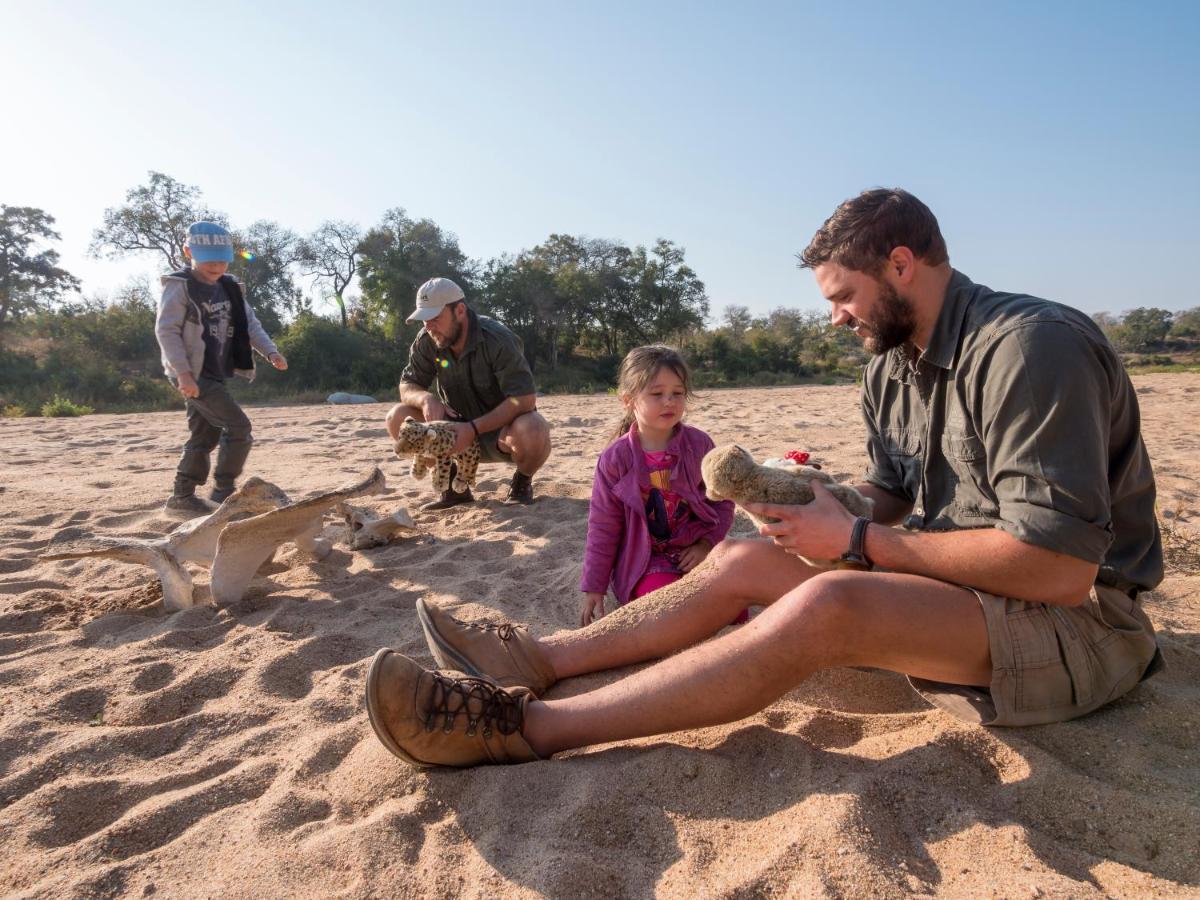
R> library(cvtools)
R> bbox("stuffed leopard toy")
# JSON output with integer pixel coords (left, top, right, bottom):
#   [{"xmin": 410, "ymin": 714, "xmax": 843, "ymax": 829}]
[{"xmin": 393, "ymin": 417, "xmax": 480, "ymax": 494}]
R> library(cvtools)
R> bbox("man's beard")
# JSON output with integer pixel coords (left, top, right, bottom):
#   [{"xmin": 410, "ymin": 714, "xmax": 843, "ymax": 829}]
[
  {"xmin": 432, "ymin": 316, "xmax": 463, "ymax": 349},
  {"xmin": 858, "ymin": 280, "xmax": 917, "ymax": 355}
]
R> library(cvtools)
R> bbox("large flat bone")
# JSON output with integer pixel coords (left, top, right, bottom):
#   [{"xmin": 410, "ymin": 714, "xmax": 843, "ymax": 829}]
[
  {"xmin": 42, "ymin": 537, "xmax": 198, "ymax": 611},
  {"xmin": 39, "ymin": 477, "xmax": 292, "ymax": 611},
  {"xmin": 210, "ymin": 468, "xmax": 385, "ymax": 605}
]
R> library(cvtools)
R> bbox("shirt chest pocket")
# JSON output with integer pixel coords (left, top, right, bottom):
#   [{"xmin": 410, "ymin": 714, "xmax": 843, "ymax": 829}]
[
  {"xmin": 941, "ymin": 428, "xmax": 997, "ymax": 516},
  {"xmin": 881, "ymin": 428, "xmax": 923, "ymax": 497}
]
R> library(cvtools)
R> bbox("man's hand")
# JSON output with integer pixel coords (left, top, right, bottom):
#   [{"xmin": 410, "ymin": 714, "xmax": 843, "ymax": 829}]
[
  {"xmin": 580, "ymin": 592, "xmax": 607, "ymax": 626},
  {"xmin": 268, "ymin": 352, "xmax": 288, "ymax": 370},
  {"xmin": 744, "ymin": 481, "xmax": 858, "ymax": 560},
  {"xmin": 677, "ymin": 539, "xmax": 713, "ymax": 573},
  {"xmin": 176, "ymin": 372, "xmax": 200, "ymax": 399},
  {"xmin": 439, "ymin": 421, "xmax": 477, "ymax": 456},
  {"xmin": 419, "ymin": 395, "xmax": 458, "ymax": 423}
]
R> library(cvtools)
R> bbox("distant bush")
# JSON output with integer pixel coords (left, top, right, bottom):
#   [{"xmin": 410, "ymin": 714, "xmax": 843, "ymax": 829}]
[
  {"xmin": 41, "ymin": 395, "xmax": 94, "ymax": 417},
  {"xmin": 1129, "ymin": 355, "xmax": 1174, "ymax": 367},
  {"xmin": 2, "ymin": 404, "xmax": 28, "ymax": 418}
]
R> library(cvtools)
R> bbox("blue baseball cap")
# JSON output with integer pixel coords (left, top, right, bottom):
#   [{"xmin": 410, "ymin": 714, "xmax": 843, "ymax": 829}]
[{"xmin": 186, "ymin": 221, "xmax": 234, "ymax": 263}]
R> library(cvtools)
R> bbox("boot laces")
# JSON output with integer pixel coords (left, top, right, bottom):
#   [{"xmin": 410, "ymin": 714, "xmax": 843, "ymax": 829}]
[
  {"xmin": 423, "ymin": 672, "xmax": 522, "ymax": 739},
  {"xmin": 455, "ymin": 617, "xmax": 516, "ymax": 642}
]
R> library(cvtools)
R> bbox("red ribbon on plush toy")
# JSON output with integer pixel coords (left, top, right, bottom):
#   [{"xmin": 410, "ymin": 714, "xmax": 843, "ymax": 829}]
[{"xmin": 784, "ymin": 450, "xmax": 811, "ymax": 464}]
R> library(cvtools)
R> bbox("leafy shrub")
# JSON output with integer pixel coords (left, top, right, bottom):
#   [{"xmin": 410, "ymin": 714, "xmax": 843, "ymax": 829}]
[
  {"xmin": 2, "ymin": 405, "xmax": 28, "ymax": 418},
  {"xmin": 41, "ymin": 395, "xmax": 94, "ymax": 417}
]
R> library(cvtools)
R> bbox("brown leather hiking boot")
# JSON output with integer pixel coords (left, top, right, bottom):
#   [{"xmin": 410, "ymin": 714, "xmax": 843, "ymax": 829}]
[
  {"xmin": 416, "ymin": 598, "xmax": 557, "ymax": 696},
  {"xmin": 364, "ymin": 649, "xmax": 540, "ymax": 767}
]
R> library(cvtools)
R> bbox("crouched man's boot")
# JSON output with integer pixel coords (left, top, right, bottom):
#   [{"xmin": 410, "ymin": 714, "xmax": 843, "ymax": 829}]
[
  {"xmin": 421, "ymin": 462, "xmax": 474, "ymax": 511},
  {"xmin": 365, "ymin": 649, "xmax": 540, "ymax": 768},
  {"xmin": 505, "ymin": 470, "xmax": 534, "ymax": 504}
]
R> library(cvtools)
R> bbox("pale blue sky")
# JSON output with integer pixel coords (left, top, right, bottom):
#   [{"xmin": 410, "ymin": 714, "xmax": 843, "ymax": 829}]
[{"xmin": 2, "ymin": 1, "xmax": 1197, "ymax": 319}]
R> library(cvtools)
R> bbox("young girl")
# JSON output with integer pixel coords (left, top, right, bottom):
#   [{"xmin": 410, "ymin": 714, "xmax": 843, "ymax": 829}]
[{"xmin": 579, "ymin": 345, "xmax": 735, "ymax": 626}]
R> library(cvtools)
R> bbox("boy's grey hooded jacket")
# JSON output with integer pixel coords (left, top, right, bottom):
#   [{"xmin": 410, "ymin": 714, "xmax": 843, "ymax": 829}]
[{"xmin": 155, "ymin": 272, "xmax": 278, "ymax": 382}]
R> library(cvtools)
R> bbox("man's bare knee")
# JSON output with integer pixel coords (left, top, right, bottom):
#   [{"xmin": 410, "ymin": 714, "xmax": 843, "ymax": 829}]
[
  {"xmin": 774, "ymin": 570, "xmax": 874, "ymax": 665},
  {"xmin": 386, "ymin": 404, "xmax": 423, "ymax": 439}
]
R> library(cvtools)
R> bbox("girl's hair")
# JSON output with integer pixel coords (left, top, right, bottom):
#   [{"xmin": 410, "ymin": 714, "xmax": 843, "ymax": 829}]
[{"xmin": 610, "ymin": 344, "xmax": 695, "ymax": 441}]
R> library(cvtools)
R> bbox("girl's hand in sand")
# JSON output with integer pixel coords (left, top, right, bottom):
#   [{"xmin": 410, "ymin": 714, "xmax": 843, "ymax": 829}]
[
  {"xmin": 677, "ymin": 539, "xmax": 712, "ymax": 573},
  {"xmin": 580, "ymin": 591, "xmax": 607, "ymax": 627},
  {"xmin": 268, "ymin": 352, "xmax": 288, "ymax": 370},
  {"xmin": 745, "ymin": 481, "xmax": 856, "ymax": 560}
]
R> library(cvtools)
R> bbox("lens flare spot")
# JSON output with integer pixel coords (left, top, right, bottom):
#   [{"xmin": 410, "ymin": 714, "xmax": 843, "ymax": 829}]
[
  {"xmin": 238, "ymin": 250, "xmax": 256, "ymax": 261},
  {"xmin": 439, "ymin": 358, "xmax": 450, "ymax": 368}
]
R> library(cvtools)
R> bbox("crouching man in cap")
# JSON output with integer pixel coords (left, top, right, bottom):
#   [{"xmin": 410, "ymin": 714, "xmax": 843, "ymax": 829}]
[{"xmin": 386, "ymin": 277, "xmax": 551, "ymax": 508}]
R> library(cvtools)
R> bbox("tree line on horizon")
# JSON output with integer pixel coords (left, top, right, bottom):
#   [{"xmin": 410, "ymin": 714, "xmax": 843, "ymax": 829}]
[{"xmin": 1, "ymin": 171, "xmax": 1198, "ymax": 416}]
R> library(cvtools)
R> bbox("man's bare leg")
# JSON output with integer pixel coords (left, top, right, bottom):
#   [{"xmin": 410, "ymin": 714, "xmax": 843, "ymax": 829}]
[
  {"xmin": 541, "ymin": 539, "xmax": 820, "ymax": 679},
  {"xmin": 523, "ymin": 569, "xmax": 991, "ymax": 756},
  {"xmin": 497, "ymin": 410, "xmax": 551, "ymax": 476},
  {"xmin": 385, "ymin": 403, "xmax": 424, "ymax": 441}
]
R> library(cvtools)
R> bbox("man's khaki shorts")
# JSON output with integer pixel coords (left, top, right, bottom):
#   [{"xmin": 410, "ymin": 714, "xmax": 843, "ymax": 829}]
[{"xmin": 909, "ymin": 583, "xmax": 1162, "ymax": 727}]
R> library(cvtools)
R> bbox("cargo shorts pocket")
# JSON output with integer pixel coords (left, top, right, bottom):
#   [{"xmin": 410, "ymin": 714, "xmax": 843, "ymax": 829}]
[{"xmin": 1005, "ymin": 605, "xmax": 1097, "ymax": 713}]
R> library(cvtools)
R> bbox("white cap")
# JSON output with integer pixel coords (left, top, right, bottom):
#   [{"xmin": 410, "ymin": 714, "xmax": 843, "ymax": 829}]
[{"xmin": 407, "ymin": 277, "xmax": 466, "ymax": 322}]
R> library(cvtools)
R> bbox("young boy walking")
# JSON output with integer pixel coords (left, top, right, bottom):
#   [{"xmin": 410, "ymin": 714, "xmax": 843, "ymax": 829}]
[{"xmin": 155, "ymin": 221, "xmax": 288, "ymax": 515}]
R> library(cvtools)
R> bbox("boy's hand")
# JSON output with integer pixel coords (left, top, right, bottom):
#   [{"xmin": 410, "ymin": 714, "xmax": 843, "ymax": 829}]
[
  {"xmin": 677, "ymin": 539, "xmax": 713, "ymax": 573},
  {"xmin": 176, "ymin": 372, "xmax": 200, "ymax": 399},
  {"xmin": 269, "ymin": 352, "xmax": 288, "ymax": 370},
  {"xmin": 580, "ymin": 592, "xmax": 607, "ymax": 626}
]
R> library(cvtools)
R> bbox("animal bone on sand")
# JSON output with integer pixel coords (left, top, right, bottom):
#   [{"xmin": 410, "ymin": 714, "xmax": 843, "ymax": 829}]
[
  {"xmin": 209, "ymin": 468, "xmax": 386, "ymax": 605},
  {"xmin": 338, "ymin": 502, "xmax": 417, "ymax": 550},
  {"xmin": 39, "ymin": 477, "xmax": 292, "ymax": 611}
]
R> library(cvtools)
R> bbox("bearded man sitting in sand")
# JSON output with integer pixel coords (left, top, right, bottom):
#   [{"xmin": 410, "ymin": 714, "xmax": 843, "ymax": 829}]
[{"xmin": 366, "ymin": 188, "xmax": 1164, "ymax": 767}]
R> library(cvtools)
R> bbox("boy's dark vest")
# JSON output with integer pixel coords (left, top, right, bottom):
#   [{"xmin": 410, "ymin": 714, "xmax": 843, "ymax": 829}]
[{"xmin": 173, "ymin": 270, "xmax": 254, "ymax": 374}]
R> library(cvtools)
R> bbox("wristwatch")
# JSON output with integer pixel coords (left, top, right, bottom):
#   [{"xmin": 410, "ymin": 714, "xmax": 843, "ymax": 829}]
[{"xmin": 836, "ymin": 516, "xmax": 873, "ymax": 571}]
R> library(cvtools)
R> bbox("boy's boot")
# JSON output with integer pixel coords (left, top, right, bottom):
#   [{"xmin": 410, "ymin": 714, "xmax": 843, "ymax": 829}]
[{"xmin": 165, "ymin": 474, "xmax": 216, "ymax": 516}]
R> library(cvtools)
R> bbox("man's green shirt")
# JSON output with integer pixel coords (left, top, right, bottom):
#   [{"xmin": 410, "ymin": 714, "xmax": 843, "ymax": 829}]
[
  {"xmin": 401, "ymin": 308, "xmax": 536, "ymax": 422},
  {"xmin": 861, "ymin": 270, "xmax": 1163, "ymax": 592}
]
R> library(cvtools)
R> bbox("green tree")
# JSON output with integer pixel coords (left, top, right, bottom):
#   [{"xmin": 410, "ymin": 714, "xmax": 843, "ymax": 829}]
[
  {"xmin": 356, "ymin": 208, "xmax": 475, "ymax": 340},
  {"xmin": 1168, "ymin": 307, "xmax": 1200, "ymax": 339},
  {"xmin": 1114, "ymin": 307, "xmax": 1173, "ymax": 352},
  {"xmin": 230, "ymin": 220, "xmax": 302, "ymax": 334},
  {"xmin": 0, "ymin": 205, "xmax": 80, "ymax": 329},
  {"xmin": 90, "ymin": 171, "xmax": 226, "ymax": 271}
]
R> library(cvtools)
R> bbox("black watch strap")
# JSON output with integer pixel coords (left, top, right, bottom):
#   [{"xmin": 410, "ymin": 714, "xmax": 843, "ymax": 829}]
[{"xmin": 836, "ymin": 516, "xmax": 872, "ymax": 570}]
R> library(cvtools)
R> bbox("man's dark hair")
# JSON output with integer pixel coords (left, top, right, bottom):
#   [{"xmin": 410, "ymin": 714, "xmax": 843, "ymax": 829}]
[{"xmin": 799, "ymin": 188, "xmax": 949, "ymax": 274}]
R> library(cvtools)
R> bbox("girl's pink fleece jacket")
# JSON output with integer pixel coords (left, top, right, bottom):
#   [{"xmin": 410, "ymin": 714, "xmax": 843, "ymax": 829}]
[{"xmin": 580, "ymin": 422, "xmax": 735, "ymax": 604}]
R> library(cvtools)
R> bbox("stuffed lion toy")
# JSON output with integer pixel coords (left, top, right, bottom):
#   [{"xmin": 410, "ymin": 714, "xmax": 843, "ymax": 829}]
[
  {"xmin": 393, "ymin": 417, "xmax": 480, "ymax": 494},
  {"xmin": 702, "ymin": 444, "xmax": 874, "ymax": 567}
]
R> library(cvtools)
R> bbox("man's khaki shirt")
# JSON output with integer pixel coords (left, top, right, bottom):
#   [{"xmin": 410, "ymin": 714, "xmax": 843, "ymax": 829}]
[
  {"xmin": 401, "ymin": 308, "xmax": 537, "ymax": 423},
  {"xmin": 861, "ymin": 270, "xmax": 1163, "ymax": 592}
]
